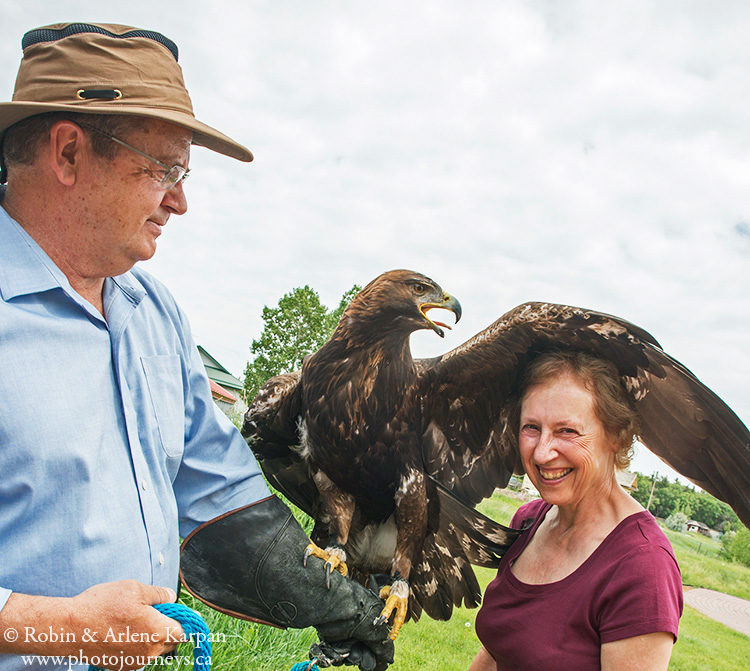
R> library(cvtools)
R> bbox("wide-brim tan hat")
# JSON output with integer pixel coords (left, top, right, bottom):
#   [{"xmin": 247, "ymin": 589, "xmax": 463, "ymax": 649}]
[{"xmin": 0, "ymin": 22, "xmax": 252, "ymax": 162}]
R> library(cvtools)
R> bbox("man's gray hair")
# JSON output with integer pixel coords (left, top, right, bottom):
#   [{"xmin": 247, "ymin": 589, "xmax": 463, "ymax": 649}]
[{"xmin": 2, "ymin": 113, "xmax": 147, "ymax": 170}]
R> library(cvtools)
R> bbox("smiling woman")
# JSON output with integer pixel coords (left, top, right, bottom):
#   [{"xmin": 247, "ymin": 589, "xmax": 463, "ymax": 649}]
[
  {"xmin": 517, "ymin": 351, "xmax": 640, "ymax": 503},
  {"xmin": 470, "ymin": 350, "xmax": 683, "ymax": 671}
]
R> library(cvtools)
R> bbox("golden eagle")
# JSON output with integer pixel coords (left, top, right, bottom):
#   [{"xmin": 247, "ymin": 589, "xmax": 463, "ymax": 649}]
[{"xmin": 242, "ymin": 269, "xmax": 749, "ymax": 639}]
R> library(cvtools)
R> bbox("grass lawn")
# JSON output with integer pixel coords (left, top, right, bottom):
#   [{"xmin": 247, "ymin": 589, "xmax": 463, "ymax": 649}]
[
  {"xmin": 152, "ymin": 491, "xmax": 749, "ymax": 670},
  {"xmin": 392, "ymin": 582, "xmax": 750, "ymax": 671},
  {"xmin": 663, "ymin": 527, "xmax": 750, "ymax": 600},
  {"xmin": 670, "ymin": 605, "xmax": 749, "ymax": 671}
]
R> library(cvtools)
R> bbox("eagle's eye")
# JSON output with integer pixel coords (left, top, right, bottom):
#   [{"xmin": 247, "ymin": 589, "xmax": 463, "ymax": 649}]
[{"xmin": 413, "ymin": 283, "xmax": 426, "ymax": 295}]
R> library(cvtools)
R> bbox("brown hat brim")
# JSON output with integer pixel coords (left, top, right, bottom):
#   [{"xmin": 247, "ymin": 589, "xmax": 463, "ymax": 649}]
[
  {"xmin": 2, "ymin": 23, "xmax": 253, "ymax": 162},
  {"xmin": 0, "ymin": 101, "xmax": 253, "ymax": 162}
]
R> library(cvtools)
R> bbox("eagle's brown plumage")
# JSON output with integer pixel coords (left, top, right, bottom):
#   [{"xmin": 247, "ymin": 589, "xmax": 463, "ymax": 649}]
[{"xmin": 242, "ymin": 270, "xmax": 750, "ymax": 634}]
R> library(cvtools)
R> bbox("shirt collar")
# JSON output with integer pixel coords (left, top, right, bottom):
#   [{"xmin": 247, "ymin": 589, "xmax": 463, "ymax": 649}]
[
  {"xmin": 0, "ymin": 205, "xmax": 146, "ymax": 306},
  {"xmin": 0, "ymin": 205, "xmax": 63, "ymax": 300}
]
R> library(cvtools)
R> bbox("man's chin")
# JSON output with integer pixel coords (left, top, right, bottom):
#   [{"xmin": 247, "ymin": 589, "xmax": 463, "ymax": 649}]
[{"xmin": 128, "ymin": 243, "xmax": 158, "ymax": 269}]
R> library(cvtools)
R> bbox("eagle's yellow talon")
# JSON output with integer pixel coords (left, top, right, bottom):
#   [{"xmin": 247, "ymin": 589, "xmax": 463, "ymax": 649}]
[
  {"xmin": 376, "ymin": 579, "xmax": 409, "ymax": 640},
  {"xmin": 303, "ymin": 542, "xmax": 348, "ymax": 588}
]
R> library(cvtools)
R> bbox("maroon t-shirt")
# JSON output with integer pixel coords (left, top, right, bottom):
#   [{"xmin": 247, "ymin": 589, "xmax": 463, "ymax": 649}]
[{"xmin": 475, "ymin": 499, "xmax": 683, "ymax": 671}]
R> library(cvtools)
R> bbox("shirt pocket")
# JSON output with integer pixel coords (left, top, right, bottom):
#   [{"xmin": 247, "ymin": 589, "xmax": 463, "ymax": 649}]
[{"xmin": 141, "ymin": 354, "xmax": 185, "ymax": 458}]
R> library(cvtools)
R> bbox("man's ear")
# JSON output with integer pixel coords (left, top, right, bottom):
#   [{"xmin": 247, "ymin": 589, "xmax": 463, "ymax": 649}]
[{"xmin": 47, "ymin": 121, "xmax": 87, "ymax": 186}]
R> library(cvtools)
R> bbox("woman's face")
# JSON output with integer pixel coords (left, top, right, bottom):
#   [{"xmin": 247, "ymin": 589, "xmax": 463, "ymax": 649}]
[{"xmin": 519, "ymin": 370, "xmax": 617, "ymax": 510}]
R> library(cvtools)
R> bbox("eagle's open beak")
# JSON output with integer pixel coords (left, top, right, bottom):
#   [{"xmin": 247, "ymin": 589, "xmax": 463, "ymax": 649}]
[{"xmin": 420, "ymin": 294, "xmax": 462, "ymax": 337}]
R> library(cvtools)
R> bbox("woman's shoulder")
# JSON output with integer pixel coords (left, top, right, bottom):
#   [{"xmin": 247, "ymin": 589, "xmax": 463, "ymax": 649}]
[
  {"xmin": 511, "ymin": 498, "xmax": 550, "ymax": 530},
  {"xmin": 605, "ymin": 509, "xmax": 680, "ymax": 569},
  {"xmin": 622, "ymin": 509, "xmax": 672, "ymax": 545}
]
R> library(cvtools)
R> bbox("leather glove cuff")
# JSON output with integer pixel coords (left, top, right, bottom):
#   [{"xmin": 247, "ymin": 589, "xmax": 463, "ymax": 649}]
[{"xmin": 179, "ymin": 495, "xmax": 390, "ymax": 645}]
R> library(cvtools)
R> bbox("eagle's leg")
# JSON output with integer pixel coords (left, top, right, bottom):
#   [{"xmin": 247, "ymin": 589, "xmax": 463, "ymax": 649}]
[
  {"xmin": 374, "ymin": 468, "xmax": 428, "ymax": 640},
  {"xmin": 304, "ymin": 470, "xmax": 355, "ymax": 587},
  {"xmin": 375, "ymin": 578, "xmax": 410, "ymax": 640}
]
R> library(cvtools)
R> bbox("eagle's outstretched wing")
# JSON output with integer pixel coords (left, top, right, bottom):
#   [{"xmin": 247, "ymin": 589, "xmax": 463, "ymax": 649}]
[{"xmin": 417, "ymin": 302, "xmax": 750, "ymax": 526}]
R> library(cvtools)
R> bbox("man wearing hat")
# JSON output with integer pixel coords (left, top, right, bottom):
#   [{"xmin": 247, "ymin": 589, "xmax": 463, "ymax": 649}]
[{"xmin": 0, "ymin": 23, "xmax": 393, "ymax": 671}]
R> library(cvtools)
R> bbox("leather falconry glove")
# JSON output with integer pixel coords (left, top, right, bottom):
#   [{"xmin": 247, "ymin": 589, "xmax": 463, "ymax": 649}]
[{"xmin": 180, "ymin": 495, "xmax": 395, "ymax": 671}]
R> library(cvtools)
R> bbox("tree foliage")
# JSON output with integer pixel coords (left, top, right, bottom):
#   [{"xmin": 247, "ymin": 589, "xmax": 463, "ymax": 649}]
[
  {"xmin": 631, "ymin": 472, "xmax": 739, "ymax": 530},
  {"xmin": 665, "ymin": 511, "xmax": 688, "ymax": 533},
  {"xmin": 243, "ymin": 284, "xmax": 361, "ymax": 402},
  {"xmin": 721, "ymin": 526, "xmax": 750, "ymax": 567}
]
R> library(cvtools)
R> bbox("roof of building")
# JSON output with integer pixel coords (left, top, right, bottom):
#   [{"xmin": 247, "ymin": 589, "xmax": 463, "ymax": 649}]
[
  {"xmin": 198, "ymin": 345, "xmax": 244, "ymax": 392},
  {"xmin": 615, "ymin": 469, "xmax": 638, "ymax": 490},
  {"xmin": 687, "ymin": 520, "xmax": 710, "ymax": 530},
  {"xmin": 209, "ymin": 379, "xmax": 238, "ymax": 403}
]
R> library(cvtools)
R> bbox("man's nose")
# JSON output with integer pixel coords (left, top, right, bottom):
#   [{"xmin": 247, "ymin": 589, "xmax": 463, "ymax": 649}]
[{"xmin": 162, "ymin": 181, "xmax": 188, "ymax": 215}]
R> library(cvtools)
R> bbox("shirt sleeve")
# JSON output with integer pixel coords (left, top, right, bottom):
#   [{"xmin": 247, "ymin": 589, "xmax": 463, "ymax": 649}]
[
  {"xmin": 597, "ymin": 535, "xmax": 683, "ymax": 643},
  {"xmin": 171, "ymin": 326, "xmax": 270, "ymax": 537},
  {"xmin": 0, "ymin": 587, "xmax": 12, "ymax": 613}
]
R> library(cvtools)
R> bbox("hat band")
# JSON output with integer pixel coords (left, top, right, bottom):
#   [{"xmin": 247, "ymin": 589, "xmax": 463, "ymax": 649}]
[{"xmin": 22, "ymin": 23, "xmax": 179, "ymax": 61}]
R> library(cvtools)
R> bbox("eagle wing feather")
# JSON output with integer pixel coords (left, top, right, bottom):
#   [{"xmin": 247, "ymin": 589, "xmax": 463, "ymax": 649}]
[
  {"xmin": 242, "ymin": 371, "xmax": 320, "ymax": 516},
  {"xmin": 416, "ymin": 302, "xmax": 750, "ymax": 525}
]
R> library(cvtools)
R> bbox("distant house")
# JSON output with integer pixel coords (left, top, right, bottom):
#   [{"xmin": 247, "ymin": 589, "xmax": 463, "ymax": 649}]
[
  {"xmin": 686, "ymin": 520, "xmax": 711, "ymax": 536},
  {"xmin": 208, "ymin": 379, "xmax": 239, "ymax": 415},
  {"xmin": 615, "ymin": 469, "xmax": 638, "ymax": 492},
  {"xmin": 198, "ymin": 345, "xmax": 246, "ymax": 416}
]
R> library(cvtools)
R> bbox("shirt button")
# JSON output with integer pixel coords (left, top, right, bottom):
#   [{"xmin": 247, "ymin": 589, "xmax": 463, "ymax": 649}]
[
  {"xmin": 158, "ymin": 553, "xmax": 165, "ymax": 565},
  {"xmin": 141, "ymin": 480, "xmax": 148, "ymax": 491}
]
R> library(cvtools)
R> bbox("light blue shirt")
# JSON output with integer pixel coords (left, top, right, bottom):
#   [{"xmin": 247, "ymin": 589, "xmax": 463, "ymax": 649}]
[{"xmin": 0, "ymin": 205, "xmax": 269, "ymax": 669}]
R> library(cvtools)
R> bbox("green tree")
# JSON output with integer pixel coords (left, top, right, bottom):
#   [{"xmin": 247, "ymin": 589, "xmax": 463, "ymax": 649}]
[
  {"xmin": 648, "ymin": 477, "xmax": 680, "ymax": 519},
  {"xmin": 690, "ymin": 492, "xmax": 723, "ymax": 529},
  {"xmin": 243, "ymin": 284, "xmax": 361, "ymax": 402},
  {"xmin": 721, "ymin": 526, "xmax": 750, "ymax": 567},
  {"xmin": 632, "ymin": 473, "xmax": 656, "ymax": 509},
  {"xmin": 327, "ymin": 285, "xmax": 361, "ymax": 332},
  {"xmin": 630, "ymin": 471, "xmax": 739, "ymax": 530},
  {"xmin": 674, "ymin": 487, "xmax": 697, "ymax": 518},
  {"xmin": 715, "ymin": 499, "xmax": 740, "ymax": 531}
]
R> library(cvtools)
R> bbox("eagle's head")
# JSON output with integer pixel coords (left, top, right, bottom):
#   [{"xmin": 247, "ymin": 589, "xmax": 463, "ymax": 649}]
[{"xmin": 343, "ymin": 270, "xmax": 462, "ymax": 338}]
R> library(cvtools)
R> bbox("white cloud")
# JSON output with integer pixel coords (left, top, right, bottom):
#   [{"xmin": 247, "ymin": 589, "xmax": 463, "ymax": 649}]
[{"xmin": 2, "ymin": 1, "xmax": 747, "ymax": 486}]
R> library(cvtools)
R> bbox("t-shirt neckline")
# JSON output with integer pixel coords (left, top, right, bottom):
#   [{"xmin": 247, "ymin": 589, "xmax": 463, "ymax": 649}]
[{"xmin": 505, "ymin": 502, "xmax": 650, "ymax": 593}]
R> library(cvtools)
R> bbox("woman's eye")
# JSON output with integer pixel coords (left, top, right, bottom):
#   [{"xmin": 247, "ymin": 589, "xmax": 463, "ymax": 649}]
[{"xmin": 521, "ymin": 424, "xmax": 539, "ymax": 432}]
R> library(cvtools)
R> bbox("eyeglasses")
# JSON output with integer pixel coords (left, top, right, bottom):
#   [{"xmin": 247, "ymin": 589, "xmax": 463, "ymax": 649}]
[{"xmin": 79, "ymin": 123, "xmax": 190, "ymax": 189}]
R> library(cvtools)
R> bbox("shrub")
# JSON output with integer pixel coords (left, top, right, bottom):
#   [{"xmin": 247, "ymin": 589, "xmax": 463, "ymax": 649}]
[
  {"xmin": 721, "ymin": 526, "xmax": 750, "ymax": 567},
  {"xmin": 665, "ymin": 511, "xmax": 688, "ymax": 533}
]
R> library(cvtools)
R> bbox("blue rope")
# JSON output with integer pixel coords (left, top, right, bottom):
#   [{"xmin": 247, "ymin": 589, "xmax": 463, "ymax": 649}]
[
  {"xmin": 89, "ymin": 602, "xmax": 211, "ymax": 671},
  {"xmin": 290, "ymin": 663, "xmax": 320, "ymax": 671}
]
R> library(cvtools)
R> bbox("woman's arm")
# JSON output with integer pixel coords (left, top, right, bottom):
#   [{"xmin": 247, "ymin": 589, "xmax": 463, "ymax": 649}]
[
  {"xmin": 468, "ymin": 645, "xmax": 496, "ymax": 671},
  {"xmin": 601, "ymin": 632, "xmax": 674, "ymax": 671}
]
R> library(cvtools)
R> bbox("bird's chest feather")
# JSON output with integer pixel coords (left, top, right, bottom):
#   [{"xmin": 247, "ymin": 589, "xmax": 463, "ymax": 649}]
[
  {"xmin": 302, "ymin": 412, "xmax": 417, "ymax": 485},
  {"xmin": 299, "ymin": 362, "xmax": 421, "ymax": 497}
]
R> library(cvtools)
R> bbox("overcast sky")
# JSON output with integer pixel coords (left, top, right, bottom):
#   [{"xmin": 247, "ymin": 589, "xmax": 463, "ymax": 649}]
[{"xmin": 2, "ymin": 1, "xmax": 748, "ymax": 485}]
